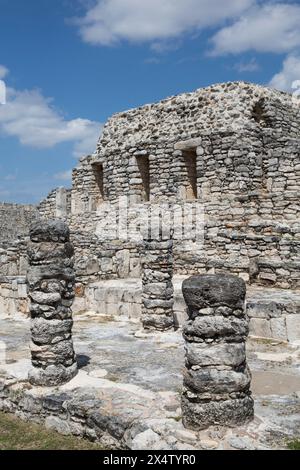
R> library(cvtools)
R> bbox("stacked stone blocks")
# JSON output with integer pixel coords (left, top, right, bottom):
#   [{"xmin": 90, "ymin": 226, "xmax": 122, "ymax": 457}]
[
  {"xmin": 141, "ymin": 239, "xmax": 174, "ymax": 331},
  {"xmin": 181, "ymin": 274, "xmax": 254, "ymax": 429},
  {"xmin": 27, "ymin": 219, "xmax": 78, "ymax": 386}
]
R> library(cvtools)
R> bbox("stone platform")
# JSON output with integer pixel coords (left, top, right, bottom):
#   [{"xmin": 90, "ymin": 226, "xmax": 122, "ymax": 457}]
[
  {"xmin": 0, "ymin": 276, "xmax": 28, "ymax": 317},
  {"xmin": 1, "ymin": 275, "xmax": 299, "ymax": 344},
  {"xmin": 73, "ymin": 277, "xmax": 300, "ymax": 343},
  {"xmin": 0, "ymin": 314, "xmax": 300, "ymax": 450}
]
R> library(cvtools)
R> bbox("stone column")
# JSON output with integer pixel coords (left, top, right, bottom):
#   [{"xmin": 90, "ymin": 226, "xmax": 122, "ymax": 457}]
[
  {"xmin": 27, "ymin": 219, "xmax": 78, "ymax": 386},
  {"xmin": 55, "ymin": 187, "xmax": 68, "ymax": 218},
  {"xmin": 0, "ymin": 340, "xmax": 6, "ymax": 366},
  {"xmin": 141, "ymin": 239, "xmax": 174, "ymax": 331},
  {"xmin": 181, "ymin": 274, "xmax": 254, "ymax": 429}
]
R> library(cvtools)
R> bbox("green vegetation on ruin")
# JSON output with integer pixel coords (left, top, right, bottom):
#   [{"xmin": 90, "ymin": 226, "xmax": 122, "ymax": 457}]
[
  {"xmin": 286, "ymin": 439, "xmax": 300, "ymax": 450},
  {"xmin": 0, "ymin": 412, "xmax": 106, "ymax": 450}
]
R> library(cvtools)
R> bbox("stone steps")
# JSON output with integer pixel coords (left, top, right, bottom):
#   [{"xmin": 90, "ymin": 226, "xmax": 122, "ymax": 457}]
[{"xmin": 247, "ymin": 286, "xmax": 300, "ymax": 343}]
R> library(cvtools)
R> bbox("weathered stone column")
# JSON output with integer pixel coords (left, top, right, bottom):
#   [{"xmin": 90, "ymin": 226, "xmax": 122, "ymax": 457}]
[
  {"xmin": 27, "ymin": 219, "xmax": 78, "ymax": 386},
  {"xmin": 141, "ymin": 239, "xmax": 174, "ymax": 331},
  {"xmin": 181, "ymin": 274, "xmax": 254, "ymax": 429}
]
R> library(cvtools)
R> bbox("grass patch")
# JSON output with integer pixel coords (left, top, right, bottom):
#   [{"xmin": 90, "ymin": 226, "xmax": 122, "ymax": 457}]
[
  {"xmin": 171, "ymin": 416, "xmax": 182, "ymax": 422},
  {"xmin": 107, "ymin": 375, "xmax": 120, "ymax": 382},
  {"xmin": 252, "ymin": 338, "xmax": 279, "ymax": 346},
  {"xmin": 0, "ymin": 412, "xmax": 106, "ymax": 450},
  {"xmin": 286, "ymin": 439, "xmax": 300, "ymax": 450}
]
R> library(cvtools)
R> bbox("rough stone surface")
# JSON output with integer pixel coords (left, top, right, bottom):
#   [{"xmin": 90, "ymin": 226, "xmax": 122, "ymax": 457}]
[
  {"xmin": 0, "ymin": 203, "xmax": 38, "ymax": 245},
  {"xmin": 286, "ymin": 315, "xmax": 300, "ymax": 345},
  {"xmin": 182, "ymin": 396, "xmax": 254, "ymax": 430},
  {"xmin": 1, "ymin": 316, "xmax": 300, "ymax": 450},
  {"xmin": 0, "ymin": 82, "xmax": 299, "ymax": 343},
  {"xmin": 141, "ymin": 239, "xmax": 174, "ymax": 331},
  {"xmin": 182, "ymin": 274, "xmax": 246, "ymax": 313},
  {"xmin": 0, "ymin": 81, "xmax": 299, "ymax": 447},
  {"xmin": 27, "ymin": 219, "xmax": 78, "ymax": 386},
  {"xmin": 29, "ymin": 219, "xmax": 70, "ymax": 243},
  {"xmin": 181, "ymin": 274, "xmax": 254, "ymax": 430},
  {"xmin": 0, "ymin": 83, "xmax": 292, "ymax": 297},
  {"xmin": 67, "ymin": 81, "xmax": 300, "ymax": 291}
]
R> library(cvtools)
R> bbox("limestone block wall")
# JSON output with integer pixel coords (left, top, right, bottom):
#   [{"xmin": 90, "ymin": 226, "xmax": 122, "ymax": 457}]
[
  {"xmin": 246, "ymin": 288, "xmax": 300, "ymax": 343},
  {"xmin": 0, "ymin": 204, "xmax": 35, "ymax": 317},
  {"xmin": 1, "ymin": 82, "xmax": 299, "ymax": 328},
  {"xmin": 71, "ymin": 156, "xmax": 105, "ymax": 215},
  {"xmin": 72, "ymin": 279, "xmax": 142, "ymax": 319},
  {"xmin": 0, "ymin": 203, "xmax": 38, "ymax": 244},
  {"xmin": 71, "ymin": 233, "xmax": 141, "ymax": 285},
  {"xmin": 72, "ymin": 276, "xmax": 300, "ymax": 344},
  {"xmin": 0, "ymin": 276, "xmax": 29, "ymax": 317},
  {"xmin": 67, "ymin": 82, "xmax": 299, "ymax": 289},
  {"xmin": 38, "ymin": 188, "xmax": 71, "ymax": 220},
  {"xmin": 0, "ymin": 239, "xmax": 28, "ymax": 276},
  {"xmin": 0, "ymin": 239, "xmax": 30, "ymax": 317}
]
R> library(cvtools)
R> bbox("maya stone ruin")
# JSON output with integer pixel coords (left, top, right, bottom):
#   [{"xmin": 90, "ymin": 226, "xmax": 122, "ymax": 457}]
[
  {"xmin": 182, "ymin": 274, "xmax": 254, "ymax": 430},
  {"xmin": 0, "ymin": 81, "xmax": 299, "ymax": 450},
  {"xmin": 27, "ymin": 219, "xmax": 78, "ymax": 387}
]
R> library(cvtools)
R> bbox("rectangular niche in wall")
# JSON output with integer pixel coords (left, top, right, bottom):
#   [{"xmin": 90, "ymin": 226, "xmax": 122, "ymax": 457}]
[
  {"xmin": 136, "ymin": 155, "xmax": 150, "ymax": 202},
  {"xmin": 183, "ymin": 149, "xmax": 197, "ymax": 200},
  {"xmin": 92, "ymin": 163, "xmax": 104, "ymax": 205}
]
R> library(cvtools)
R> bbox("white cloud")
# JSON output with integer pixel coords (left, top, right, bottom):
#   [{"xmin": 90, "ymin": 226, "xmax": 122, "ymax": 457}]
[
  {"xmin": 269, "ymin": 54, "xmax": 300, "ymax": 92},
  {"xmin": 0, "ymin": 174, "xmax": 61, "ymax": 204},
  {"xmin": 54, "ymin": 169, "xmax": 73, "ymax": 181},
  {"xmin": 234, "ymin": 58, "xmax": 259, "ymax": 73},
  {"xmin": 4, "ymin": 173, "xmax": 17, "ymax": 181},
  {"xmin": 211, "ymin": 3, "xmax": 300, "ymax": 55},
  {"xmin": 74, "ymin": 0, "xmax": 254, "ymax": 46},
  {"xmin": 144, "ymin": 57, "xmax": 162, "ymax": 65},
  {"xmin": 0, "ymin": 65, "xmax": 9, "ymax": 79},
  {"xmin": 0, "ymin": 87, "xmax": 102, "ymax": 157}
]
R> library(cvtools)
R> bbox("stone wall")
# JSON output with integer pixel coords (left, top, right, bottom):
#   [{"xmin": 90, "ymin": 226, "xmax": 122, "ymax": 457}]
[
  {"xmin": 38, "ymin": 188, "xmax": 71, "ymax": 220},
  {"xmin": 0, "ymin": 239, "xmax": 28, "ymax": 276},
  {"xmin": 3, "ymin": 86, "xmax": 299, "ymax": 297},
  {"xmin": 0, "ymin": 276, "xmax": 28, "ymax": 317},
  {"xmin": 0, "ymin": 203, "xmax": 38, "ymax": 245},
  {"xmin": 0, "ymin": 81, "xmax": 299, "ymax": 332},
  {"xmin": 72, "ymin": 277, "xmax": 300, "ymax": 344},
  {"xmin": 247, "ymin": 287, "xmax": 300, "ymax": 343},
  {"xmin": 0, "ymin": 204, "xmax": 35, "ymax": 317},
  {"xmin": 71, "ymin": 235, "xmax": 141, "ymax": 285},
  {"xmin": 72, "ymin": 279, "xmax": 142, "ymax": 319},
  {"xmin": 67, "ymin": 82, "xmax": 300, "ymax": 289}
]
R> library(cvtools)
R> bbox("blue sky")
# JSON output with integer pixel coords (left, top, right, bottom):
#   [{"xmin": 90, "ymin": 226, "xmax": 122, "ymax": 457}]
[{"xmin": 0, "ymin": 0, "xmax": 299, "ymax": 204}]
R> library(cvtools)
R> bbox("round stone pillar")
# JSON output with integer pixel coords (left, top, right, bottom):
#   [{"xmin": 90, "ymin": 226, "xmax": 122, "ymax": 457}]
[
  {"xmin": 27, "ymin": 219, "xmax": 78, "ymax": 386},
  {"xmin": 181, "ymin": 274, "xmax": 254, "ymax": 429},
  {"xmin": 141, "ymin": 239, "xmax": 174, "ymax": 331}
]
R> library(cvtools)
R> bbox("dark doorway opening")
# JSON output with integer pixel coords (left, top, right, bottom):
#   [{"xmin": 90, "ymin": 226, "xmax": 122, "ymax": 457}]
[
  {"xmin": 183, "ymin": 149, "xmax": 197, "ymax": 200},
  {"xmin": 136, "ymin": 155, "xmax": 150, "ymax": 202},
  {"xmin": 92, "ymin": 163, "xmax": 104, "ymax": 202}
]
